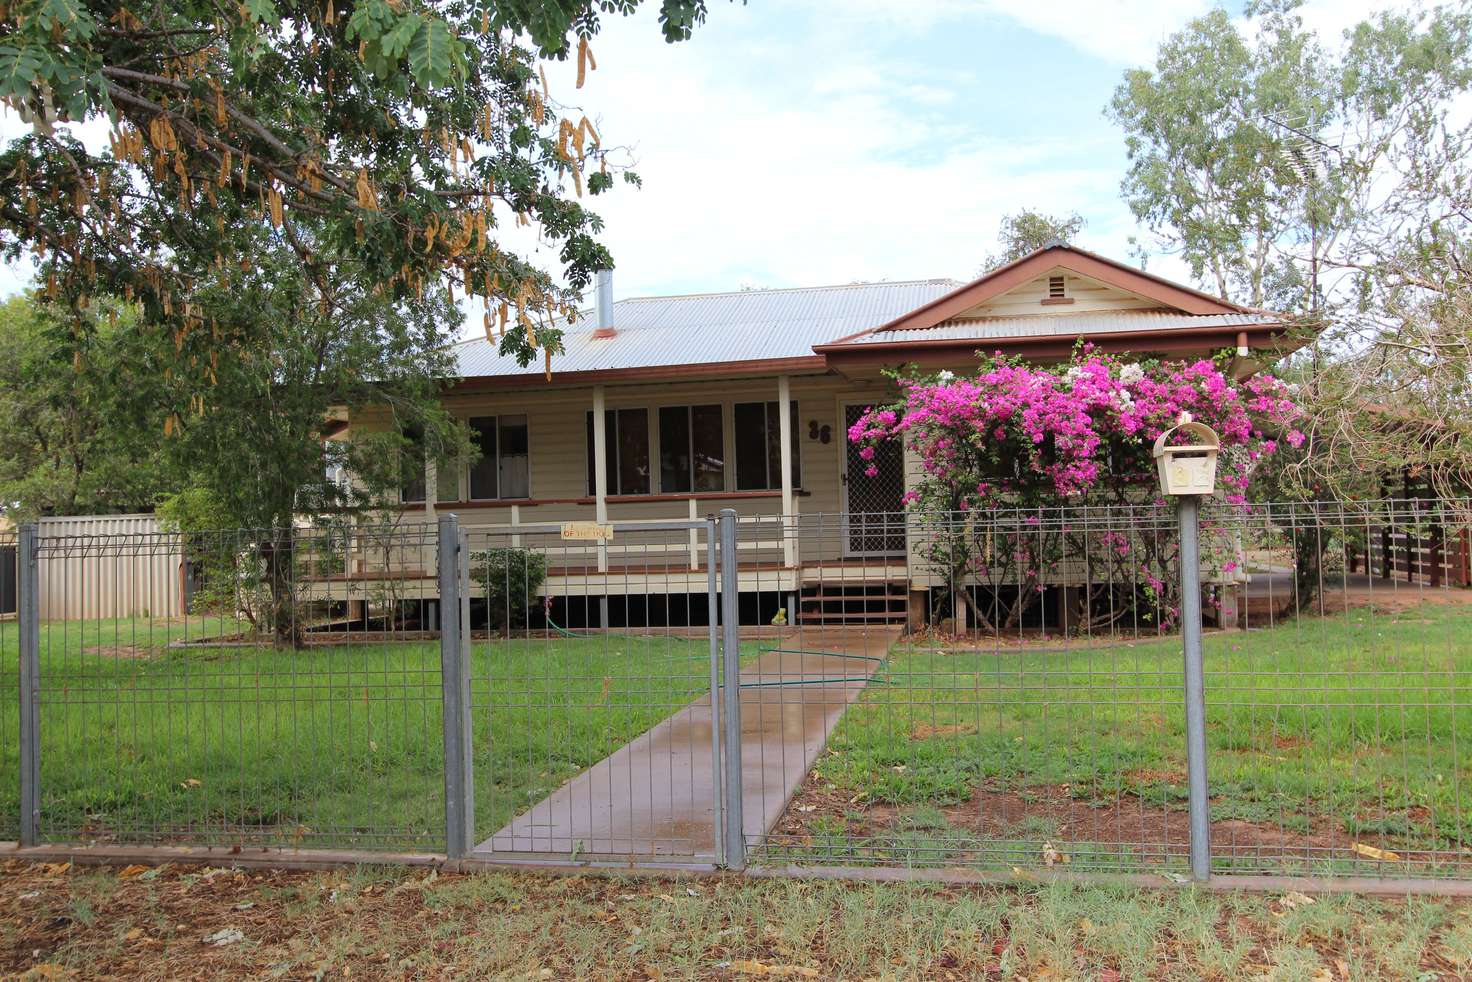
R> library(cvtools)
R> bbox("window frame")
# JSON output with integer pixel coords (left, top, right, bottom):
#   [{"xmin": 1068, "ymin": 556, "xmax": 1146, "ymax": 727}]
[
  {"xmin": 465, "ymin": 414, "xmax": 532, "ymax": 502},
  {"xmin": 733, "ymin": 400, "xmax": 801, "ymax": 492},
  {"xmin": 658, "ymin": 403, "xmax": 727, "ymax": 494},
  {"xmin": 586, "ymin": 407, "xmax": 653, "ymax": 496}
]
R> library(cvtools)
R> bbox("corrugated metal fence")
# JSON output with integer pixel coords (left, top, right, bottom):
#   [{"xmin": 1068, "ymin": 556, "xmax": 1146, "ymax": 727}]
[{"xmin": 32, "ymin": 515, "xmax": 185, "ymax": 621}]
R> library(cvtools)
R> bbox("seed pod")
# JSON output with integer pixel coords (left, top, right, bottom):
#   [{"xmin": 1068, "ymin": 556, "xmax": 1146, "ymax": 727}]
[{"xmin": 576, "ymin": 37, "xmax": 593, "ymax": 89}]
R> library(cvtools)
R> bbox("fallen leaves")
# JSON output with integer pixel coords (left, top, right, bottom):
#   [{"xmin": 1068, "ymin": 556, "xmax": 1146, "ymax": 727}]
[
  {"xmin": 1279, "ymin": 891, "xmax": 1316, "ymax": 910},
  {"xmin": 724, "ymin": 960, "xmax": 820, "ymax": 978},
  {"xmin": 203, "ymin": 926, "xmax": 245, "ymax": 946}
]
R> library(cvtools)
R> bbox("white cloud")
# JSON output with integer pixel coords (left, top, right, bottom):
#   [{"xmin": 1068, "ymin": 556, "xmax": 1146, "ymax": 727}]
[
  {"xmin": 796, "ymin": 0, "xmax": 1210, "ymax": 65},
  {"xmin": 523, "ymin": 3, "xmax": 1139, "ymax": 305},
  {"xmin": 974, "ymin": 0, "xmax": 1211, "ymax": 65}
]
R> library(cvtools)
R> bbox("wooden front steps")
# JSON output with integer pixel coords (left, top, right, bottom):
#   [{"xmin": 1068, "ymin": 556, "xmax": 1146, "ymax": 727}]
[{"xmin": 796, "ymin": 583, "xmax": 909, "ymax": 626}]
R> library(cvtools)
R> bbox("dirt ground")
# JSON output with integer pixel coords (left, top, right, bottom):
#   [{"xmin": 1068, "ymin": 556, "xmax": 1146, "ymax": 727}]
[
  {"xmin": 769, "ymin": 777, "xmax": 1451, "ymax": 874},
  {"xmin": 2, "ymin": 858, "xmax": 1470, "ymax": 980}
]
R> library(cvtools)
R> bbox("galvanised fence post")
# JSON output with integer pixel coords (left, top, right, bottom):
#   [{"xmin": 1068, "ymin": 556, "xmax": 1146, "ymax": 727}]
[
  {"xmin": 17, "ymin": 523, "xmax": 40, "ymax": 847},
  {"xmin": 705, "ymin": 517, "xmax": 725, "ymax": 867},
  {"xmin": 718, "ymin": 509, "xmax": 745, "ymax": 870},
  {"xmin": 1177, "ymin": 496, "xmax": 1211, "ymax": 881},
  {"xmin": 438, "ymin": 514, "xmax": 474, "ymax": 860}
]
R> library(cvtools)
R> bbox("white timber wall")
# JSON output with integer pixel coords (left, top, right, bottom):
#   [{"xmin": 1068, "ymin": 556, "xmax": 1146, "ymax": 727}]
[{"xmin": 352, "ymin": 372, "xmax": 897, "ymax": 566}]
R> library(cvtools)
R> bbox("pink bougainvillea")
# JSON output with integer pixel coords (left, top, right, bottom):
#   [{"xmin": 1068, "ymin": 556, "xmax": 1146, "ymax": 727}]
[
  {"xmin": 848, "ymin": 348, "xmax": 1300, "ymax": 510},
  {"xmin": 847, "ymin": 349, "xmax": 1302, "ymax": 633}
]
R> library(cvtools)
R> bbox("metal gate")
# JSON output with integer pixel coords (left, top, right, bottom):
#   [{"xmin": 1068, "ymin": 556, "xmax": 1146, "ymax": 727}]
[{"xmin": 457, "ymin": 514, "xmax": 743, "ymax": 865}]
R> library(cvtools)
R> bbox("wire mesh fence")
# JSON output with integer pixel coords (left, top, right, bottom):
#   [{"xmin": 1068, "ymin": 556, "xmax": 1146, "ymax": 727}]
[
  {"xmin": 3, "ymin": 500, "xmax": 1470, "ymax": 886},
  {"xmin": 20, "ymin": 521, "xmax": 448, "ymax": 852},
  {"xmin": 464, "ymin": 518, "xmax": 728, "ymax": 862},
  {"xmin": 744, "ymin": 500, "xmax": 1472, "ymax": 881},
  {"xmin": 1207, "ymin": 499, "xmax": 1472, "ymax": 878}
]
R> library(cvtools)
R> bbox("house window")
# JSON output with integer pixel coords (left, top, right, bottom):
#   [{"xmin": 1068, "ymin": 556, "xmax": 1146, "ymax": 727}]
[
  {"xmin": 399, "ymin": 425, "xmax": 458, "ymax": 504},
  {"xmin": 733, "ymin": 401, "xmax": 800, "ymax": 491},
  {"xmin": 586, "ymin": 408, "xmax": 651, "ymax": 495},
  {"xmin": 659, "ymin": 405, "xmax": 725, "ymax": 493},
  {"xmin": 468, "ymin": 415, "xmax": 530, "ymax": 500},
  {"xmin": 400, "ymin": 455, "xmax": 426, "ymax": 504}
]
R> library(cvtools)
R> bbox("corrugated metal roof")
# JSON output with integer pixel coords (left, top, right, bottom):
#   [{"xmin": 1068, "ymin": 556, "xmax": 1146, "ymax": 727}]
[
  {"xmin": 846, "ymin": 310, "xmax": 1280, "ymax": 345},
  {"xmin": 453, "ymin": 279, "xmax": 962, "ymax": 378}
]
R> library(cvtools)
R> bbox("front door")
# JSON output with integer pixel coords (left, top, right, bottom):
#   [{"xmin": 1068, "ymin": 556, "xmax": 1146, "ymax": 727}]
[{"xmin": 843, "ymin": 404, "xmax": 907, "ymax": 554}]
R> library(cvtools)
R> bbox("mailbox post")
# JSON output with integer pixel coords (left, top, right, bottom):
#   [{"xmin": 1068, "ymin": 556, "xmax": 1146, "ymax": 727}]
[{"xmin": 1152, "ymin": 419, "xmax": 1219, "ymax": 883}]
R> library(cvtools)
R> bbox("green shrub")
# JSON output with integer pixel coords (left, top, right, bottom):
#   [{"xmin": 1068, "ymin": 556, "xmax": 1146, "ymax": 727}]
[{"xmin": 469, "ymin": 547, "xmax": 547, "ymax": 631}]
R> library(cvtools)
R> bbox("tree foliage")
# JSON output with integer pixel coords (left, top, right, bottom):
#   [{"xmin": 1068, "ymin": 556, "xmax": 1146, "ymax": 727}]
[
  {"xmin": 0, "ymin": 0, "xmax": 711, "ymax": 408},
  {"xmin": 1108, "ymin": 5, "xmax": 1334, "ymax": 311},
  {"xmin": 1, "ymin": 0, "xmax": 718, "ymax": 638},
  {"xmin": 0, "ymin": 294, "xmax": 166, "ymax": 518},
  {"xmin": 1109, "ymin": 2, "xmax": 1472, "ymax": 500},
  {"xmin": 981, "ymin": 208, "xmax": 1084, "ymax": 272}
]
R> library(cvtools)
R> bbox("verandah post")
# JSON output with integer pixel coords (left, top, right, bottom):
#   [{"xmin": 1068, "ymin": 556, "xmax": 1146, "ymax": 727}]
[{"xmin": 438, "ymin": 514, "xmax": 474, "ymax": 860}]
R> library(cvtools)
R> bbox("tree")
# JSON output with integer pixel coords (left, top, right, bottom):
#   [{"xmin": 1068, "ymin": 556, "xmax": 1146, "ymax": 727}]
[
  {"xmin": 119, "ymin": 232, "xmax": 473, "ymax": 644},
  {"xmin": 1, "ymin": 0, "xmax": 713, "ymax": 415},
  {"xmin": 981, "ymin": 209, "xmax": 1085, "ymax": 272},
  {"xmin": 0, "ymin": 295, "xmax": 166, "ymax": 518},
  {"xmin": 1108, "ymin": 2, "xmax": 1472, "ymax": 503},
  {"xmin": 2, "ymin": 0, "xmax": 716, "ymax": 641},
  {"xmin": 1108, "ymin": 5, "xmax": 1337, "ymax": 313},
  {"xmin": 106, "ymin": 234, "xmax": 467, "ymax": 531}
]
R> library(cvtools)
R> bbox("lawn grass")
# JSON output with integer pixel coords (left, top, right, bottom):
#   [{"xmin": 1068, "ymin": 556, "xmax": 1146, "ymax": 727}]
[
  {"xmin": 0, "ymin": 618, "xmax": 737, "ymax": 851},
  {"xmin": 2, "ymin": 861, "xmax": 1469, "ymax": 980},
  {"xmin": 785, "ymin": 601, "xmax": 1472, "ymax": 875},
  {"xmin": 4, "ymin": 603, "xmax": 1471, "ymax": 878}
]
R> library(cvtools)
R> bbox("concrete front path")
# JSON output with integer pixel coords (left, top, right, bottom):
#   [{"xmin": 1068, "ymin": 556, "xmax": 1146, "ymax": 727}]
[{"xmin": 475, "ymin": 627, "xmax": 900, "ymax": 860}]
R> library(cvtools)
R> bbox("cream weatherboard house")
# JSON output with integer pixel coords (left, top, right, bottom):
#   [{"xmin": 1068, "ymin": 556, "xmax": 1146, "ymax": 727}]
[{"xmin": 348, "ymin": 243, "xmax": 1292, "ymax": 628}]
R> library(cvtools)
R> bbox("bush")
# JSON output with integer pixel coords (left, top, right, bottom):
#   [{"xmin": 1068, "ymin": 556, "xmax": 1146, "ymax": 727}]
[{"xmin": 469, "ymin": 547, "xmax": 547, "ymax": 631}]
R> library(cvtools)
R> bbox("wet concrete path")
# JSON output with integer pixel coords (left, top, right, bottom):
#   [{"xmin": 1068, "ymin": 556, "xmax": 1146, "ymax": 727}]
[{"xmin": 475, "ymin": 627, "xmax": 900, "ymax": 859}]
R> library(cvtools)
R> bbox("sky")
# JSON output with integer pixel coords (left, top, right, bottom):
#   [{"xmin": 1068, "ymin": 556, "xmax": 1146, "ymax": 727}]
[{"xmin": 0, "ymin": 0, "xmax": 1399, "ymax": 316}]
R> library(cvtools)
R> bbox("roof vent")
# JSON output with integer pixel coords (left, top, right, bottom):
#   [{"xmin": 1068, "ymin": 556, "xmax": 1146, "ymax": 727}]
[
  {"xmin": 1041, "ymin": 273, "xmax": 1074, "ymax": 306},
  {"xmin": 592, "ymin": 268, "xmax": 616, "ymax": 339}
]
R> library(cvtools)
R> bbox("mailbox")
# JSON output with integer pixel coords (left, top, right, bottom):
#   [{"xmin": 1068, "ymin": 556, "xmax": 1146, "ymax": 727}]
[{"xmin": 1152, "ymin": 420, "xmax": 1219, "ymax": 496}]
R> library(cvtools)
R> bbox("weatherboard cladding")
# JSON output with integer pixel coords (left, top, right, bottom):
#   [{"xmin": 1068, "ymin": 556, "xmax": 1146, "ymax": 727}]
[{"xmin": 452, "ymin": 279, "xmax": 961, "ymax": 378}]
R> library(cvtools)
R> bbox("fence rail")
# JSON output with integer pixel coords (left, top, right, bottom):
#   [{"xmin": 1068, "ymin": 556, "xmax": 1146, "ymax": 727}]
[{"xmin": 2, "ymin": 500, "xmax": 1470, "ymax": 889}]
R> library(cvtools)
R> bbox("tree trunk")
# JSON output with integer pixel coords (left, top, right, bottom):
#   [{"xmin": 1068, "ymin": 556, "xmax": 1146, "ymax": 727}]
[{"xmin": 262, "ymin": 527, "xmax": 304, "ymax": 649}]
